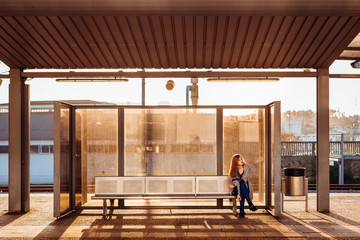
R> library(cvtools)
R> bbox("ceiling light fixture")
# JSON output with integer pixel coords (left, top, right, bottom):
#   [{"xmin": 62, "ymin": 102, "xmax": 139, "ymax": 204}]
[
  {"xmin": 207, "ymin": 77, "xmax": 280, "ymax": 82},
  {"xmin": 55, "ymin": 78, "xmax": 128, "ymax": 82},
  {"xmin": 351, "ymin": 60, "xmax": 360, "ymax": 68},
  {"xmin": 166, "ymin": 80, "xmax": 175, "ymax": 90}
]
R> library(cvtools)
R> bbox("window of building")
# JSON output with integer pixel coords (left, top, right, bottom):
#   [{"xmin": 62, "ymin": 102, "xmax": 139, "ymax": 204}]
[
  {"xmin": 42, "ymin": 145, "xmax": 50, "ymax": 153},
  {"xmin": 0, "ymin": 146, "xmax": 8, "ymax": 153},
  {"xmin": 0, "ymin": 108, "xmax": 8, "ymax": 113},
  {"xmin": 31, "ymin": 108, "xmax": 54, "ymax": 113},
  {"xmin": 30, "ymin": 145, "xmax": 40, "ymax": 154}
]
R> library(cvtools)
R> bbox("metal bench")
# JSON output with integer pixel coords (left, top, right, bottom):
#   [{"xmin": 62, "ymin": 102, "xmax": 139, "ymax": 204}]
[{"xmin": 91, "ymin": 176, "xmax": 237, "ymax": 216}]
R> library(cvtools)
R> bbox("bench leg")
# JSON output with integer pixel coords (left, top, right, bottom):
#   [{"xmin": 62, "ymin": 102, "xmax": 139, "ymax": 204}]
[
  {"xmin": 103, "ymin": 199, "xmax": 107, "ymax": 216},
  {"xmin": 232, "ymin": 198, "xmax": 237, "ymax": 215},
  {"xmin": 118, "ymin": 199, "xmax": 124, "ymax": 208},
  {"xmin": 217, "ymin": 199, "xmax": 223, "ymax": 208}
]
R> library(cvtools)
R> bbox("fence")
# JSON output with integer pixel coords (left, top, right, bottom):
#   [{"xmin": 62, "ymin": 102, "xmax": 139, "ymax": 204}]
[{"xmin": 281, "ymin": 141, "xmax": 360, "ymax": 157}]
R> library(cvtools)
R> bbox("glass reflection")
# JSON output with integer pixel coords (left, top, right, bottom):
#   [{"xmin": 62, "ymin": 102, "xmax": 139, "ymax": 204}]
[
  {"xmin": 223, "ymin": 109, "xmax": 265, "ymax": 205},
  {"xmin": 74, "ymin": 111, "xmax": 82, "ymax": 206},
  {"xmin": 60, "ymin": 107, "xmax": 70, "ymax": 213},
  {"xmin": 125, "ymin": 109, "xmax": 217, "ymax": 175},
  {"xmin": 76, "ymin": 109, "xmax": 118, "ymax": 193}
]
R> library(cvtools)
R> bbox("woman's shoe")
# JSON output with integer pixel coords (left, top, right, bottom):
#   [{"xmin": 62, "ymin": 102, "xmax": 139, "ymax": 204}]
[
  {"xmin": 249, "ymin": 204, "xmax": 258, "ymax": 212},
  {"xmin": 239, "ymin": 208, "xmax": 245, "ymax": 217}
]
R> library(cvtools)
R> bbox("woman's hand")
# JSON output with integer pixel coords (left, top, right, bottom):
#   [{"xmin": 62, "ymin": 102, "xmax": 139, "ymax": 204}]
[
  {"xmin": 229, "ymin": 184, "xmax": 234, "ymax": 189},
  {"xmin": 237, "ymin": 194, "xmax": 241, "ymax": 201}
]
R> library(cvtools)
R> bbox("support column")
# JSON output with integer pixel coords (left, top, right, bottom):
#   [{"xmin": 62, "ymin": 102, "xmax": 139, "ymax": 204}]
[
  {"xmin": 316, "ymin": 68, "xmax": 330, "ymax": 212},
  {"xmin": 8, "ymin": 68, "xmax": 30, "ymax": 213},
  {"xmin": 216, "ymin": 107, "xmax": 223, "ymax": 208}
]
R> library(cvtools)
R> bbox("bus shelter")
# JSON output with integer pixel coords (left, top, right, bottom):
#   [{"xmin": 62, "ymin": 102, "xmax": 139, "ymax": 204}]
[{"xmin": 53, "ymin": 102, "xmax": 281, "ymax": 217}]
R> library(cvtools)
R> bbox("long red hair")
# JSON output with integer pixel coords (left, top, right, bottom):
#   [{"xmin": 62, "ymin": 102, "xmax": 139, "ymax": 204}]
[{"xmin": 228, "ymin": 154, "xmax": 246, "ymax": 178}]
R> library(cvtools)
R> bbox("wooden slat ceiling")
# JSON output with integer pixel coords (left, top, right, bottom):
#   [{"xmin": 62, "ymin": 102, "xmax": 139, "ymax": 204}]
[
  {"xmin": 0, "ymin": 1, "xmax": 360, "ymax": 70},
  {"xmin": 339, "ymin": 33, "xmax": 360, "ymax": 61}
]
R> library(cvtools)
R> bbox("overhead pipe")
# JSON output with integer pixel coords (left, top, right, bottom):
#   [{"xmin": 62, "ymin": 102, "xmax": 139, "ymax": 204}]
[
  {"xmin": 186, "ymin": 85, "xmax": 191, "ymax": 106},
  {"xmin": 186, "ymin": 78, "xmax": 199, "ymax": 106}
]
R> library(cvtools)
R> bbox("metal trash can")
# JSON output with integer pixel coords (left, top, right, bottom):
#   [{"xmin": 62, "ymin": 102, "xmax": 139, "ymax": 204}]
[{"xmin": 284, "ymin": 167, "xmax": 305, "ymax": 196}]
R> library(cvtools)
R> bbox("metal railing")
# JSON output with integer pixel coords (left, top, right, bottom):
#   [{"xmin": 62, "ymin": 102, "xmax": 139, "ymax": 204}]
[{"xmin": 281, "ymin": 141, "xmax": 360, "ymax": 157}]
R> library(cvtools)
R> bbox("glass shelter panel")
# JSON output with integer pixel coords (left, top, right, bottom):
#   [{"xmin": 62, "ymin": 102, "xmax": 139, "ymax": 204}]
[
  {"xmin": 59, "ymin": 107, "xmax": 71, "ymax": 214},
  {"xmin": 223, "ymin": 109, "xmax": 265, "ymax": 206},
  {"xmin": 76, "ymin": 109, "xmax": 118, "ymax": 193},
  {"xmin": 125, "ymin": 108, "xmax": 217, "ymax": 175},
  {"xmin": 270, "ymin": 105, "xmax": 275, "ymax": 211},
  {"xmin": 74, "ymin": 111, "xmax": 83, "ymax": 206}
]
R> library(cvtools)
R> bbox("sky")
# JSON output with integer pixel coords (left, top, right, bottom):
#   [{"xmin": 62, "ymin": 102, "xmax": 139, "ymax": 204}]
[{"xmin": 0, "ymin": 60, "xmax": 359, "ymax": 116}]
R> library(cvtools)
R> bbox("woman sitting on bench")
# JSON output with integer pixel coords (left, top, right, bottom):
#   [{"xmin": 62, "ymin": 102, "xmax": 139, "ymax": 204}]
[{"xmin": 228, "ymin": 153, "xmax": 258, "ymax": 217}]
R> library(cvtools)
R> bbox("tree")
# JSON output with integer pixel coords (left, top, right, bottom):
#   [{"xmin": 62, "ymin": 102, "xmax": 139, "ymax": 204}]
[{"xmin": 281, "ymin": 132, "xmax": 302, "ymax": 141}]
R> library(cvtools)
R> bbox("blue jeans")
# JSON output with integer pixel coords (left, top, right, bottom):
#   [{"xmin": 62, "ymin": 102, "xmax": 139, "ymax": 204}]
[{"xmin": 239, "ymin": 182, "xmax": 252, "ymax": 209}]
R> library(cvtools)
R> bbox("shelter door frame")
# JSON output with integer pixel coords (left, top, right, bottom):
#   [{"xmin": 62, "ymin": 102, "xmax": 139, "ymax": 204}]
[
  {"xmin": 54, "ymin": 102, "xmax": 82, "ymax": 218},
  {"xmin": 266, "ymin": 101, "xmax": 282, "ymax": 217}
]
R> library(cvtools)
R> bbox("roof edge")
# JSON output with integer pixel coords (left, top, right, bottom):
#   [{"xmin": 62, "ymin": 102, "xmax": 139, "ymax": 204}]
[{"xmin": 1, "ymin": 0, "xmax": 360, "ymax": 16}]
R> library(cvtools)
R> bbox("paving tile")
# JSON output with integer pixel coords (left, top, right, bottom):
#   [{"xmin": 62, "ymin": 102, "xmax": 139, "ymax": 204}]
[
  {"xmin": 187, "ymin": 231, "xmax": 226, "ymax": 237},
  {"xmin": 114, "ymin": 224, "xmax": 150, "ymax": 229},
  {"xmin": 225, "ymin": 231, "xmax": 266, "ymax": 237},
  {"xmin": 331, "ymin": 225, "xmax": 360, "ymax": 232},
  {"xmin": 221, "ymin": 237, "xmax": 247, "ymax": 240},
  {"xmin": 328, "ymin": 232, "xmax": 351, "ymax": 237},
  {"xmin": 287, "ymin": 238, "xmax": 309, "ymax": 240},
  {"xmin": 341, "ymin": 232, "xmax": 360, "ymax": 237},
  {"xmin": 61, "ymin": 232, "xmax": 87, "ymax": 238},
  {"xmin": 264, "ymin": 232, "xmax": 305, "ymax": 238},
  {"xmin": 341, "ymin": 226, "xmax": 360, "ymax": 232},
  {"xmin": 104, "ymin": 232, "xmax": 149, "ymax": 238},
  {"xmin": 304, "ymin": 232, "xmax": 333, "ymax": 238},
  {"xmin": 188, "ymin": 224, "xmax": 208, "ymax": 230},
  {"xmin": 147, "ymin": 232, "xmax": 187, "ymax": 238},
  {"xmin": 268, "ymin": 224, "xmax": 296, "ymax": 232},
  {"xmin": 206, "ymin": 224, "xmax": 222, "ymax": 230},
  {"xmin": 222, "ymin": 224, "xmax": 254, "ymax": 230},
  {"xmin": 151, "ymin": 224, "xmax": 188, "ymax": 230},
  {"xmin": 292, "ymin": 226, "xmax": 321, "ymax": 233},
  {"xmin": 253, "ymin": 224, "xmax": 295, "ymax": 233}
]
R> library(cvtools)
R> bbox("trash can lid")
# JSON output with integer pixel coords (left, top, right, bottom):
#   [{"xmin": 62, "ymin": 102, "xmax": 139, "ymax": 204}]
[{"xmin": 284, "ymin": 167, "xmax": 305, "ymax": 176}]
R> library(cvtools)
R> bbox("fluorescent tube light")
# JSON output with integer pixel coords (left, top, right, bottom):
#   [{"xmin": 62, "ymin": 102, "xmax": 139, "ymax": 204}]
[
  {"xmin": 207, "ymin": 77, "xmax": 280, "ymax": 82},
  {"xmin": 56, "ymin": 78, "xmax": 128, "ymax": 82}
]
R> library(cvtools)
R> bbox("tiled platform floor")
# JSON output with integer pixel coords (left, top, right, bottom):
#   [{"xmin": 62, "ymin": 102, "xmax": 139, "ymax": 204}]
[{"xmin": 1, "ymin": 192, "xmax": 360, "ymax": 239}]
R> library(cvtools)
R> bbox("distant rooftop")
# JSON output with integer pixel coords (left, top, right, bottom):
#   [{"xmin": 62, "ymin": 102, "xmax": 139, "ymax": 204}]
[{"xmin": 0, "ymin": 100, "xmax": 116, "ymax": 107}]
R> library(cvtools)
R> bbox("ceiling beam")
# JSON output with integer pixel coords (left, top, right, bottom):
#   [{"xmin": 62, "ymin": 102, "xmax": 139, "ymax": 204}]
[
  {"xmin": 17, "ymin": 71, "xmax": 318, "ymax": 78},
  {"xmin": 329, "ymin": 74, "xmax": 360, "ymax": 78},
  {"xmin": 2, "ymin": 72, "xmax": 360, "ymax": 79},
  {"xmin": 337, "ymin": 57, "xmax": 360, "ymax": 60},
  {"xmin": 345, "ymin": 47, "xmax": 360, "ymax": 51},
  {"xmin": 1, "ymin": 0, "xmax": 360, "ymax": 16}
]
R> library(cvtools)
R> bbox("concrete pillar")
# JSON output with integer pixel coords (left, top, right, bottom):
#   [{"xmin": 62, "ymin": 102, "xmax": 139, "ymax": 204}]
[
  {"xmin": 316, "ymin": 68, "xmax": 330, "ymax": 212},
  {"xmin": 8, "ymin": 68, "xmax": 30, "ymax": 213},
  {"xmin": 273, "ymin": 101, "xmax": 282, "ymax": 217},
  {"xmin": 216, "ymin": 107, "xmax": 223, "ymax": 208}
]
